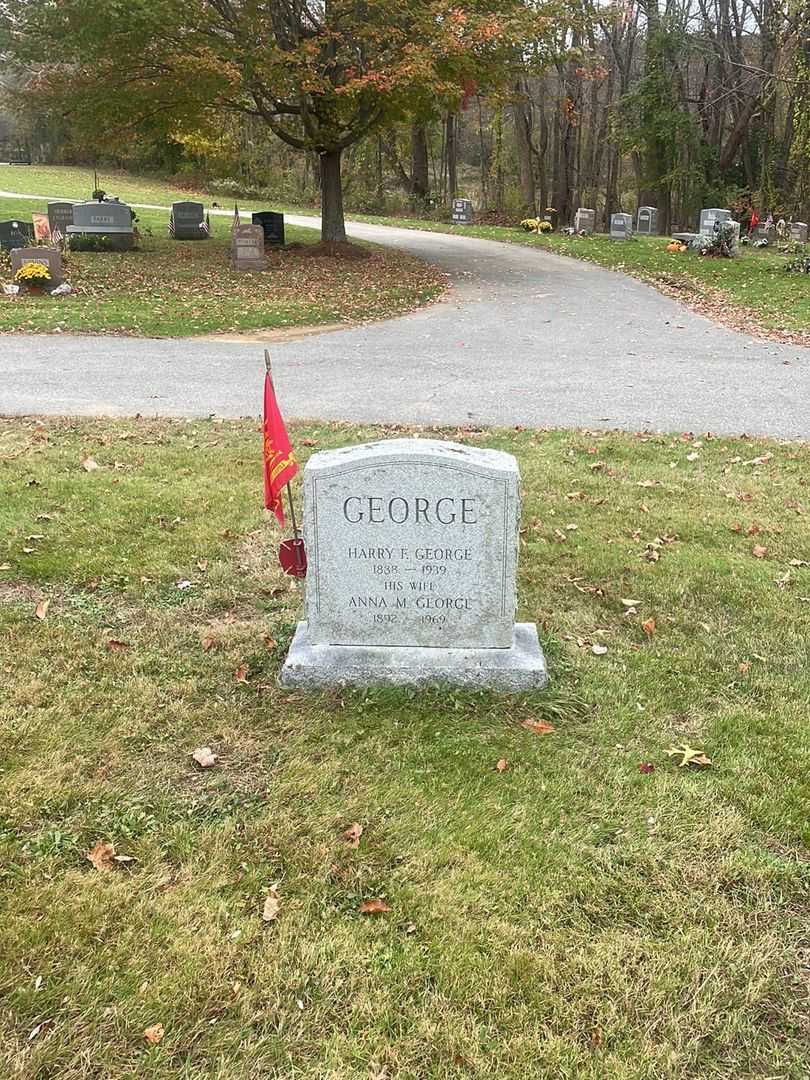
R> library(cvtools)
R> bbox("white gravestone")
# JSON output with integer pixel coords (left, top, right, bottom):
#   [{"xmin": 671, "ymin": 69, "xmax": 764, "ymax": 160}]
[
  {"xmin": 699, "ymin": 208, "xmax": 732, "ymax": 235},
  {"xmin": 610, "ymin": 213, "xmax": 633, "ymax": 239},
  {"xmin": 636, "ymin": 206, "xmax": 658, "ymax": 235},
  {"xmin": 451, "ymin": 199, "xmax": 474, "ymax": 224},
  {"xmin": 574, "ymin": 208, "xmax": 595, "ymax": 234},
  {"xmin": 790, "ymin": 222, "xmax": 808, "ymax": 243},
  {"xmin": 281, "ymin": 439, "xmax": 547, "ymax": 690}
]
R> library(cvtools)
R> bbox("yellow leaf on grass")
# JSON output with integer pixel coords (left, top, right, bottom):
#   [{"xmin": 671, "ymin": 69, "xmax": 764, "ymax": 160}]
[
  {"xmin": 359, "ymin": 898, "xmax": 391, "ymax": 915},
  {"xmin": 665, "ymin": 743, "xmax": 712, "ymax": 768},
  {"xmin": 144, "ymin": 1023, "xmax": 164, "ymax": 1045},
  {"xmin": 752, "ymin": 545, "xmax": 768, "ymax": 559},
  {"xmin": 495, "ymin": 758, "xmax": 509, "ymax": 772},
  {"xmin": 522, "ymin": 718, "xmax": 555, "ymax": 735},
  {"xmin": 34, "ymin": 598, "xmax": 49, "ymax": 620},
  {"xmin": 80, "ymin": 456, "xmax": 100, "ymax": 472},
  {"xmin": 191, "ymin": 746, "xmax": 217, "ymax": 768},
  {"xmin": 642, "ymin": 617, "xmax": 656, "ymax": 637},
  {"xmin": 87, "ymin": 840, "xmax": 116, "ymax": 871}
]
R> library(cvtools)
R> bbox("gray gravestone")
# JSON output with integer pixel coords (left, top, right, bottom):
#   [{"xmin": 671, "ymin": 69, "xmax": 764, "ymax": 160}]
[
  {"xmin": 10, "ymin": 246, "xmax": 62, "ymax": 287},
  {"xmin": 67, "ymin": 201, "xmax": 134, "ymax": 250},
  {"xmin": 574, "ymin": 208, "xmax": 595, "ymax": 234},
  {"xmin": 752, "ymin": 222, "xmax": 777, "ymax": 243},
  {"xmin": 610, "ymin": 213, "xmax": 633, "ymax": 240},
  {"xmin": 699, "ymin": 208, "xmax": 732, "ymax": 234},
  {"xmin": 281, "ymin": 438, "xmax": 547, "ymax": 690},
  {"xmin": 47, "ymin": 201, "xmax": 74, "ymax": 234},
  {"xmin": 252, "ymin": 211, "xmax": 285, "ymax": 246},
  {"xmin": 451, "ymin": 199, "xmax": 474, "ymax": 224},
  {"xmin": 230, "ymin": 224, "xmax": 267, "ymax": 270},
  {"xmin": 0, "ymin": 219, "xmax": 34, "ymax": 251},
  {"xmin": 790, "ymin": 222, "xmax": 808, "ymax": 243},
  {"xmin": 171, "ymin": 201, "xmax": 208, "ymax": 240},
  {"xmin": 636, "ymin": 206, "xmax": 658, "ymax": 235}
]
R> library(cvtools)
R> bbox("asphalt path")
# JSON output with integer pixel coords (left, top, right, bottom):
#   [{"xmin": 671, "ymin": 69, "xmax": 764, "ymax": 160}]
[{"xmin": 2, "ymin": 193, "xmax": 809, "ymax": 436}]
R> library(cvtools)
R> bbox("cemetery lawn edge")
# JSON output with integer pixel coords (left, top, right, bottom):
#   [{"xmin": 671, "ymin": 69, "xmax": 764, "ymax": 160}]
[{"xmin": 2, "ymin": 416, "xmax": 810, "ymax": 1079}]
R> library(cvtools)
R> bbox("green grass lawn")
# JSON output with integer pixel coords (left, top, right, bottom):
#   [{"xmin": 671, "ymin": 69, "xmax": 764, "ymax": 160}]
[
  {"xmin": 2, "ymin": 416, "xmax": 810, "ymax": 1079},
  {"xmin": 0, "ymin": 170, "xmax": 445, "ymax": 337}
]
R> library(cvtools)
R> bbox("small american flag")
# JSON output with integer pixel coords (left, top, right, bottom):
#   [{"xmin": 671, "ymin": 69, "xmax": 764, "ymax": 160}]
[
  {"xmin": 232, "ymin": 203, "xmax": 240, "ymax": 231},
  {"xmin": 51, "ymin": 226, "xmax": 63, "ymax": 248},
  {"xmin": 201, "ymin": 212, "xmax": 210, "ymax": 236},
  {"xmin": 168, "ymin": 212, "xmax": 176, "ymax": 237}
]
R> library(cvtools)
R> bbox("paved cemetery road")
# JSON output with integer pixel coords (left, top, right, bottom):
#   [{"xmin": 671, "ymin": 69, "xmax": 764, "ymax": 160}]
[{"xmin": 2, "ymin": 194, "xmax": 810, "ymax": 437}]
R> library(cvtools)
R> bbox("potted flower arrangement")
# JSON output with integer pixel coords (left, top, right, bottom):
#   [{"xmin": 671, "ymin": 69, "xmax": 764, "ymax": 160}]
[{"xmin": 14, "ymin": 261, "xmax": 52, "ymax": 294}]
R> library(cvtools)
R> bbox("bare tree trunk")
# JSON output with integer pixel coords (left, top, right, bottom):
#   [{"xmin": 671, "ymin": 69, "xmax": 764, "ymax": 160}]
[
  {"xmin": 410, "ymin": 124, "xmax": 429, "ymax": 203},
  {"xmin": 512, "ymin": 78, "xmax": 536, "ymax": 213},
  {"xmin": 320, "ymin": 148, "xmax": 346, "ymax": 243},
  {"xmin": 445, "ymin": 113, "xmax": 458, "ymax": 200}
]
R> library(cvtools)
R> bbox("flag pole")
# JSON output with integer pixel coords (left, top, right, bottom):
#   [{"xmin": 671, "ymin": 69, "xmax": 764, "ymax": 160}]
[{"xmin": 264, "ymin": 349, "xmax": 303, "ymax": 557}]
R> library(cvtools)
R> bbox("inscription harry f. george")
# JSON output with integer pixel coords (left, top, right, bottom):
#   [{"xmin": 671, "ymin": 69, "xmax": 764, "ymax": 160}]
[{"xmin": 302, "ymin": 439, "xmax": 518, "ymax": 649}]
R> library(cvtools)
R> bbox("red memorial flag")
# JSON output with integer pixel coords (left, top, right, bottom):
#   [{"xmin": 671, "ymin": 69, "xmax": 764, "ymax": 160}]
[{"xmin": 263, "ymin": 367, "xmax": 298, "ymax": 528}]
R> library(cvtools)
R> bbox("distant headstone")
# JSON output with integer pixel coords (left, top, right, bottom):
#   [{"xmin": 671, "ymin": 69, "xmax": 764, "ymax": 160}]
[
  {"xmin": 230, "ymin": 223, "xmax": 267, "ymax": 271},
  {"xmin": 573, "ymin": 208, "xmax": 595, "ymax": 234},
  {"xmin": 610, "ymin": 213, "xmax": 633, "ymax": 240},
  {"xmin": 281, "ymin": 438, "xmax": 548, "ymax": 690},
  {"xmin": 10, "ymin": 246, "xmax": 63, "ymax": 287},
  {"xmin": 790, "ymin": 222, "xmax": 808, "ymax": 243},
  {"xmin": 699, "ymin": 208, "xmax": 732, "ymax": 234},
  {"xmin": 636, "ymin": 206, "xmax": 658, "ymax": 235},
  {"xmin": 170, "ymin": 201, "xmax": 208, "ymax": 240},
  {"xmin": 47, "ymin": 201, "xmax": 74, "ymax": 234},
  {"xmin": 67, "ymin": 201, "xmax": 134, "ymax": 250},
  {"xmin": 0, "ymin": 219, "xmax": 34, "ymax": 251},
  {"xmin": 252, "ymin": 211, "xmax": 285, "ymax": 246},
  {"xmin": 752, "ymin": 222, "xmax": 777, "ymax": 244},
  {"xmin": 451, "ymin": 199, "xmax": 474, "ymax": 224}
]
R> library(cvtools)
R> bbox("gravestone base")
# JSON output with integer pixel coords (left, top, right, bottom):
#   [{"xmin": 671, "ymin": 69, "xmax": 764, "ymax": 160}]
[{"xmin": 280, "ymin": 621, "xmax": 547, "ymax": 691}]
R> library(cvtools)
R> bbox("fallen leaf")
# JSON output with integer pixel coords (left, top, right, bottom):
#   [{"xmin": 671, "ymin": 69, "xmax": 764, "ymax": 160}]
[
  {"xmin": 638, "ymin": 762, "xmax": 655, "ymax": 774},
  {"xmin": 28, "ymin": 1019, "xmax": 52, "ymax": 1041},
  {"xmin": 176, "ymin": 579, "xmax": 193, "ymax": 590},
  {"xmin": 34, "ymin": 598, "xmax": 49, "ymax": 620},
  {"xmin": 739, "ymin": 660, "xmax": 751, "ymax": 675},
  {"xmin": 752, "ymin": 545, "xmax": 768, "ymax": 559},
  {"xmin": 191, "ymin": 746, "xmax": 217, "ymax": 768},
  {"xmin": 235, "ymin": 664, "xmax": 249, "ymax": 683},
  {"xmin": 359, "ymin": 898, "xmax": 391, "ymax": 915},
  {"xmin": 80, "ymin": 456, "xmax": 100, "ymax": 472},
  {"xmin": 746, "ymin": 523, "xmax": 761, "ymax": 536},
  {"xmin": 789, "ymin": 559, "xmax": 809, "ymax": 567},
  {"xmin": 621, "ymin": 598, "xmax": 642, "ymax": 607},
  {"xmin": 343, "ymin": 822, "xmax": 363, "ymax": 847},
  {"xmin": 144, "ymin": 1023, "xmax": 164, "ymax": 1045},
  {"xmin": 201, "ymin": 635, "xmax": 215, "ymax": 652},
  {"xmin": 665, "ymin": 743, "xmax": 712, "ymax": 768},
  {"xmin": 0, "ymin": 563, "xmax": 11, "ymax": 571},
  {"xmin": 495, "ymin": 758, "xmax": 509, "ymax": 772},
  {"xmin": 87, "ymin": 840, "xmax": 116, "ymax": 871},
  {"xmin": 264, "ymin": 637, "xmax": 276, "ymax": 653},
  {"xmin": 642, "ymin": 617, "xmax": 656, "ymax": 637},
  {"xmin": 591, "ymin": 643, "xmax": 608, "ymax": 655},
  {"xmin": 522, "ymin": 718, "xmax": 555, "ymax": 734},
  {"xmin": 686, "ymin": 451, "xmax": 700, "ymax": 462},
  {"xmin": 196, "ymin": 559, "xmax": 208, "ymax": 572},
  {"xmin": 262, "ymin": 888, "xmax": 280, "ymax": 922},
  {"xmin": 106, "ymin": 639, "xmax": 130, "ymax": 652}
]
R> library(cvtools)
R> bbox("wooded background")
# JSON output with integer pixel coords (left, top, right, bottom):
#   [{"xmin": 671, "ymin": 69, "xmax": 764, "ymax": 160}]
[{"xmin": 4, "ymin": 0, "xmax": 808, "ymax": 232}]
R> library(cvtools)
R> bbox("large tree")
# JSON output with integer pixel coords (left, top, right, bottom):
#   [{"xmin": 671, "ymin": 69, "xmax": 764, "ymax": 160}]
[{"xmin": 1, "ymin": 0, "xmax": 558, "ymax": 241}]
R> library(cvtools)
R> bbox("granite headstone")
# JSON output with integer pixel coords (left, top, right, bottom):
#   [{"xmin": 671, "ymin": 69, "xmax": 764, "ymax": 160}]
[
  {"xmin": 47, "ymin": 201, "xmax": 74, "ymax": 234},
  {"xmin": 171, "ymin": 201, "xmax": 208, "ymax": 240},
  {"xmin": 67, "ymin": 201, "xmax": 135, "ymax": 250},
  {"xmin": 0, "ymin": 219, "xmax": 34, "ymax": 251},
  {"xmin": 10, "ymin": 246, "xmax": 62, "ymax": 287},
  {"xmin": 573, "ymin": 208, "xmax": 595, "ymax": 234},
  {"xmin": 281, "ymin": 438, "xmax": 547, "ymax": 690},
  {"xmin": 636, "ymin": 206, "xmax": 658, "ymax": 235},
  {"xmin": 699, "ymin": 208, "xmax": 732, "ymax": 234},
  {"xmin": 610, "ymin": 213, "xmax": 633, "ymax": 240},
  {"xmin": 252, "ymin": 211, "xmax": 285, "ymax": 246},
  {"xmin": 230, "ymin": 223, "xmax": 267, "ymax": 270},
  {"xmin": 790, "ymin": 222, "xmax": 808, "ymax": 243},
  {"xmin": 451, "ymin": 199, "xmax": 474, "ymax": 224}
]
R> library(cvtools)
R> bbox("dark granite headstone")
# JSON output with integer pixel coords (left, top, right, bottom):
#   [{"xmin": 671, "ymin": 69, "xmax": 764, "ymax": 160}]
[
  {"xmin": 451, "ymin": 199, "xmax": 473, "ymax": 224},
  {"xmin": 0, "ymin": 219, "xmax": 34, "ymax": 251},
  {"xmin": 171, "ymin": 201, "xmax": 208, "ymax": 240},
  {"xmin": 252, "ymin": 211, "xmax": 285, "ymax": 246},
  {"xmin": 47, "ymin": 201, "xmax": 74, "ymax": 233}
]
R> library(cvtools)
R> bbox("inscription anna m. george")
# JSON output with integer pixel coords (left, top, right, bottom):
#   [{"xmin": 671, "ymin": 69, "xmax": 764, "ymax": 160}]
[{"xmin": 302, "ymin": 439, "xmax": 519, "ymax": 649}]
